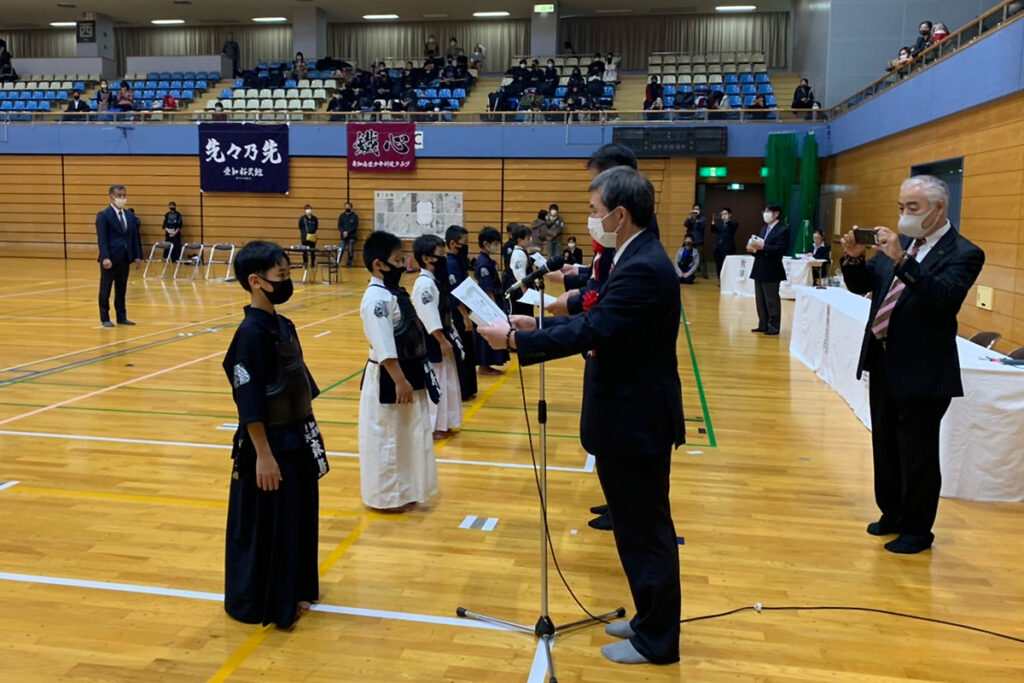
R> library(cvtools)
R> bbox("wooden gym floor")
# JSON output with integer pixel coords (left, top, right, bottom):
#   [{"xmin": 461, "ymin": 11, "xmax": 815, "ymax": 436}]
[{"xmin": 0, "ymin": 258, "xmax": 1021, "ymax": 682}]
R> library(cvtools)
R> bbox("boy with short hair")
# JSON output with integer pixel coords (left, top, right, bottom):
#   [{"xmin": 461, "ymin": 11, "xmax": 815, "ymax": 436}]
[
  {"xmin": 474, "ymin": 226, "xmax": 509, "ymax": 375},
  {"xmin": 502, "ymin": 224, "xmax": 535, "ymax": 316},
  {"xmin": 445, "ymin": 225, "xmax": 478, "ymax": 401},
  {"xmin": 412, "ymin": 234, "xmax": 464, "ymax": 439},
  {"xmin": 358, "ymin": 231, "xmax": 439, "ymax": 512},
  {"xmin": 222, "ymin": 240, "xmax": 328, "ymax": 629}
]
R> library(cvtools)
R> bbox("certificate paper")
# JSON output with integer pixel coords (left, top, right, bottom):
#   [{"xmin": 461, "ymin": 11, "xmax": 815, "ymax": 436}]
[
  {"xmin": 519, "ymin": 288, "xmax": 558, "ymax": 308},
  {"xmin": 451, "ymin": 277, "xmax": 508, "ymax": 327}
]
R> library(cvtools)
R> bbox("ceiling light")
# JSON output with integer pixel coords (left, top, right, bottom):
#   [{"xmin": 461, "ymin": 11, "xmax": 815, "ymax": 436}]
[
  {"xmin": 715, "ymin": 5, "xmax": 757, "ymax": 11},
  {"xmin": 363, "ymin": 14, "xmax": 399, "ymax": 20},
  {"xmin": 151, "ymin": 19, "xmax": 186, "ymax": 25},
  {"xmin": 473, "ymin": 11, "xmax": 511, "ymax": 17},
  {"xmin": 49, "ymin": 21, "xmax": 78, "ymax": 28},
  {"xmin": 252, "ymin": 17, "xmax": 288, "ymax": 23}
]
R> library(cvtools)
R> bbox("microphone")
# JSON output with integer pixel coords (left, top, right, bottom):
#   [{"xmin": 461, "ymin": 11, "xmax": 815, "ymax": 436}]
[{"xmin": 504, "ymin": 255, "xmax": 564, "ymax": 296}]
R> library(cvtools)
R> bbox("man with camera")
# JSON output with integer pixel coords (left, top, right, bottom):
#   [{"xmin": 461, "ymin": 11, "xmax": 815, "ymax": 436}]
[{"xmin": 840, "ymin": 175, "xmax": 984, "ymax": 554}]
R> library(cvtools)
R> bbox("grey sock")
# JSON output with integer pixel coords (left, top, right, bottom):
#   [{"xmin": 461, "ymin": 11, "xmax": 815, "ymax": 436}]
[
  {"xmin": 600, "ymin": 639, "xmax": 651, "ymax": 664},
  {"xmin": 605, "ymin": 621, "xmax": 635, "ymax": 639}
]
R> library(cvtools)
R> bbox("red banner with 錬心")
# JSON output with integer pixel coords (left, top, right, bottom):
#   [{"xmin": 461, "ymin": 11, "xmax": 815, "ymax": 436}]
[{"xmin": 347, "ymin": 122, "xmax": 416, "ymax": 172}]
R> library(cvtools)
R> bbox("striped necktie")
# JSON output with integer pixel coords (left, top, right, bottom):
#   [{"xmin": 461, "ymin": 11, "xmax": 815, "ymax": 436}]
[{"xmin": 870, "ymin": 239, "xmax": 925, "ymax": 340}]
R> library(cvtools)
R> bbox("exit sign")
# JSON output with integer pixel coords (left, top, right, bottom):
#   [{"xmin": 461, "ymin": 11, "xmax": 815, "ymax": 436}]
[
  {"xmin": 534, "ymin": 3, "xmax": 555, "ymax": 12},
  {"xmin": 699, "ymin": 166, "xmax": 728, "ymax": 178}
]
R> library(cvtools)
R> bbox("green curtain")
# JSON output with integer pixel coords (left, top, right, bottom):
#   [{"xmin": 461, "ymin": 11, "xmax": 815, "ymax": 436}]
[
  {"xmin": 796, "ymin": 132, "xmax": 821, "ymax": 254},
  {"xmin": 764, "ymin": 131, "xmax": 797, "ymax": 230}
]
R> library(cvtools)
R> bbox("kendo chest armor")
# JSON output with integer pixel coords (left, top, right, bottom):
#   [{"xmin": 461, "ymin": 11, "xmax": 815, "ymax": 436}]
[{"xmin": 264, "ymin": 323, "xmax": 314, "ymax": 428}]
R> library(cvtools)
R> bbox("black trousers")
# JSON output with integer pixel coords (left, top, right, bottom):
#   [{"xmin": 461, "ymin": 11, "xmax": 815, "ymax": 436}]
[
  {"xmin": 714, "ymin": 249, "xmax": 729, "ymax": 278},
  {"xmin": 163, "ymin": 233, "xmax": 182, "ymax": 262},
  {"xmin": 301, "ymin": 238, "xmax": 316, "ymax": 267},
  {"xmin": 694, "ymin": 244, "xmax": 708, "ymax": 278},
  {"xmin": 596, "ymin": 454, "xmax": 680, "ymax": 664},
  {"xmin": 98, "ymin": 261, "xmax": 131, "ymax": 323},
  {"xmin": 867, "ymin": 343, "xmax": 951, "ymax": 543},
  {"xmin": 754, "ymin": 279, "xmax": 781, "ymax": 331}
]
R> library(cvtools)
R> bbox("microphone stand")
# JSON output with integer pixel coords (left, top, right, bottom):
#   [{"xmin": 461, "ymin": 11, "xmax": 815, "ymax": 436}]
[{"xmin": 457, "ymin": 274, "xmax": 624, "ymax": 683}]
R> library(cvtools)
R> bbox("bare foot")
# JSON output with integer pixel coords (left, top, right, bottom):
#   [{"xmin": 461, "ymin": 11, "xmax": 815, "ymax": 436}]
[{"xmin": 433, "ymin": 430, "xmax": 450, "ymax": 441}]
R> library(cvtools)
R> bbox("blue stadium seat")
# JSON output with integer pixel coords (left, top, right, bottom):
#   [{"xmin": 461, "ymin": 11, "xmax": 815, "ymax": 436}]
[
  {"xmin": 221, "ymin": 89, "xmax": 233, "ymax": 99},
  {"xmin": 39, "ymin": 101, "xmax": 51, "ymax": 111},
  {"xmin": 663, "ymin": 85, "xmax": 677, "ymax": 96},
  {"xmin": 210, "ymin": 71, "xmax": 221, "ymax": 80},
  {"xmin": 32, "ymin": 91, "xmax": 45, "ymax": 99},
  {"xmin": 726, "ymin": 85, "xmax": 741, "ymax": 95},
  {"xmin": 14, "ymin": 101, "xmax": 26, "ymax": 111},
  {"xmin": 0, "ymin": 101, "xmax": 11, "ymax": 110},
  {"xmin": 425, "ymin": 88, "xmax": 438, "ymax": 98},
  {"xmin": 156, "ymin": 90, "xmax": 168, "ymax": 99},
  {"xmin": 448, "ymin": 99, "xmax": 460, "ymax": 110},
  {"xmin": 552, "ymin": 98, "xmax": 563, "ymax": 106},
  {"xmin": 755, "ymin": 73, "xmax": 770, "ymax": 84},
  {"xmin": 663, "ymin": 96, "xmax": 674, "ymax": 107},
  {"xmin": 142, "ymin": 90, "xmax": 155, "ymax": 100},
  {"xmin": 258, "ymin": 62, "xmax": 269, "ymax": 70},
  {"xmin": 258, "ymin": 70, "xmax": 270, "ymax": 79},
  {"xmin": 184, "ymin": 71, "xmax": 196, "ymax": 80},
  {"xmin": 679, "ymin": 85, "xmax": 693, "ymax": 93},
  {"xmin": 711, "ymin": 84, "xmax": 725, "ymax": 93},
  {"xmin": 555, "ymin": 87, "xmax": 567, "ymax": 97},
  {"xmin": 766, "ymin": 95, "xmax": 777, "ymax": 106},
  {"xmin": 729, "ymin": 95, "xmax": 742, "ymax": 107},
  {"xmin": 603, "ymin": 86, "xmax": 614, "ymax": 97},
  {"xmin": 21, "ymin": 92, "xmax": 33, "ymax": 100},
  {"xmin": 438, "ymin": 88, "xmax": 452, "ymax": 98},
  {"xmin": 724, "ymin": 74, "xmax": 739, "ymax": 84},
  {"xmin": 740, "ymin": 74, "xmax": 755, "ymax": 84},
  {"xmin": 170, "ymin": 81, "xmax": 183, "ymax": 89},
  {"xmin": 196, "ymin": 80, "xmax": 208, "ymax": 90},
  {"xmin": 170, "ymin": 90, "xmax": 182, "ymax": 99},
  {"xmin": 197, "ymin": 71, "xmax": 209, "ymax": 80},
  {"xmin": 172, "ymin": 72, "xmax": 184, "ymax": 80},
  {"xmin": 0, "ymin": 92, "xmax": 7, "ymax": 100},
  {"xmin": 158, "ymin": 80, "xmax": 171, "ymax": 89},
  {"xmin": 73, "ymin": 81, "xmax": 85, "ymax": 91},
  {"xmin": 90, "ymin": 101, "xmax": 98, "ymax": 111},
  {"xmin": 159, "ymin": 72, "xmax": 172, "ymax": 80},
  {"xmin": 44, "ymin": 91, "xmax": 57, "ymax": 100},
  {"xmin": 183, "ymin": 80, "xmax": 195, "ymax": 89},
  {"xmin": 285, "ymin": 79, "xmax": 297, "ymax": 88},
  {"xmin": 181, "ymin": 90, "xmax": 194, "ymax": 101},
  {"xmin": 147, "ymin": 72, "xmax": 160, "ymax": 80},
  {"xmin": 130, "ymin": 80, "xmax": 142, "ymax": 89},
  {"xmin": 234, "ymin": 79, "xmax": 244, "ymax": 89},
  {"xmin": 146, "ymin": 80, "xmax": 158, "ymax": 89},
  {"xmin": 742, "ymin": 84, "xmax": 756, "ymax": 95},
  {"xmin": 453, "ymin": 88, "xmax": 467, "ymax": 99},
  {"xmin": 757, "ymin": 84, "xmax": 773, "ymax": 95},
  {"xmin": 417, "ymin": 99, "xmax": 430, "ymax": 108},
  {"xmin": 26, "ymin": 101, "xmax": 39, "ymax": 111},
  {"xmin": 743, "ymin": 95, "xmax": 755, "ymax": 106}
]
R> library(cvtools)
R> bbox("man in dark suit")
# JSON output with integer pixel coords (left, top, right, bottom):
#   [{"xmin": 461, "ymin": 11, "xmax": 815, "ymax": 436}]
[
  {"xmin": 479, "ymin": 167, "xmax": 686, "ymax": 665},
  {"xmin": 840, "ymin": 175, "xmax": 984, "ymax": 554},
  {"xmin": 711, "ymin": 207, "xmax": 738, "ymax": 279},
  {"xmin": 809, "ymin": 228, "xmax": 831, "ymax": 285},
  {"xmin": 748, "ymin": 203, "xmax": 790, "ymax": 335},
  {"xmin": 96, "ymin": 184, "xmax": 142, "ymax": 327}
]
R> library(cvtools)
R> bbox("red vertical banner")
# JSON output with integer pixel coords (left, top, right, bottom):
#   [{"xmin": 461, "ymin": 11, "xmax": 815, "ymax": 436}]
[{"xmin": 347, "ymin": 123, "xmax": 416, "ymax": 172}]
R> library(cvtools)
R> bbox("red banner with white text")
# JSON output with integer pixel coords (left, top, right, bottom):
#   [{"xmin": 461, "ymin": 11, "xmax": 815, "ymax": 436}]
[{"xmin": 347, "ymin": 122, "xmax": 416, "ymax": 172}]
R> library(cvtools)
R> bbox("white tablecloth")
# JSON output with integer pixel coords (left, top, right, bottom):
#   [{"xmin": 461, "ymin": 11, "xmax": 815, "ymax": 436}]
[
  {"xmin": 719, "ymin": 255, "xmax": 823, "ymax": 300},
  {"xmin": 790, "ymin": 286, "xmax": 1024, "ymax": 502}
]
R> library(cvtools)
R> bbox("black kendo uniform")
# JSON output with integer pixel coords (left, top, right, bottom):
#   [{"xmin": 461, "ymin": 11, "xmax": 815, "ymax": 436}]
[
  {"xmin": 162, "ymin": 209, "xmax": 183, "ymax": 261},
  {"xmin": 222, "ymin": 306, "xmax": 329, "ymax": 629}
]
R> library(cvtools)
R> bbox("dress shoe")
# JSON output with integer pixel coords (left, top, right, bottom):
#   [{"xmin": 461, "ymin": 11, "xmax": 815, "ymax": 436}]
[
  {"xmin": 751, "ymin": 327, "xmax": 766, "ymax": 333},
  {"xmin": 117, "ymin": 319, "xmax": 136, "ymax": 326},
  {"xmin": 101, "ymin": 321, "xmax": 115, "ymax": 328},
  {"xmin": 764, "ymin": 328, "xmax": 780, "ymax": 336},
  {"xmin": 866, "ymin": 518, "xmax": 898, "ymax": 536},
  {"xmin": 590, "ymin": 504, "xmax": 609, "ymax": 514},
  {"xmin": 588, "ymin": 511, "xmax": 613, "ymax": 530},
  {"xmin": 884, "ymin": 533, "xmax": 933, "ymax": 554}
]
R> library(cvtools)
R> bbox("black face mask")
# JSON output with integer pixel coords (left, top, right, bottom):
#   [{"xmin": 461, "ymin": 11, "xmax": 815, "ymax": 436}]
[
  {"xmin": 921, "ymin": 28, "xmax": 931, "ymax": 35},
  {"xmin": 259, "ymin": 277, "xmax": 293, "ymax": 305},
  {"xmin": 345, "ymin": 208, "xmax": 352, "ymax": 213},
  {"xmin": 457, "ymin": 244, "xmax": 469, "ymax": 265},
  {"xmin": 431, "ymin": 256, "xmax": 450, "ymax": 290},
  {"xmin": 381, "ymin": 264, "xmax": 403, "ymax": 290}
]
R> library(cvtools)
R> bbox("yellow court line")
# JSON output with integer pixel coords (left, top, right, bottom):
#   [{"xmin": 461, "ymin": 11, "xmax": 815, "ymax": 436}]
[
  {"xmin": 435, "ymin": 360, "xmax": 519, "ymax": 451},
  {"xmin": 207, "ymin": 517, "xmax": 374, "ymax": 683}
]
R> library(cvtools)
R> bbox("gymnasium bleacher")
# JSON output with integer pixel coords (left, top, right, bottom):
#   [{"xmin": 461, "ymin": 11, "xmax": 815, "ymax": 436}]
[
  {"xmin": 647, "ymin": 51, "xmax": 778, "ymax": 115},
  {"xmin": 0, "ymin": 74, "xmax": 96, "ymax": 116}
]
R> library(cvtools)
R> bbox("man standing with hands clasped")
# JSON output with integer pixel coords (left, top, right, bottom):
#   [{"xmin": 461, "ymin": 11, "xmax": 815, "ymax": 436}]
[
  {"xmin": 748, "ymin": 203, "xmax": 790, "ymax": 336},
  {"xmin": 96, "ymin": 184, "xmax": 142, "ymax": 328},
  {"xmin": 840, "ymin": 175, "xmax": 983, "ymax": 554},
  {"xmin": 479, "ymin": 166, "xmax": 686, "ymax": 666}
]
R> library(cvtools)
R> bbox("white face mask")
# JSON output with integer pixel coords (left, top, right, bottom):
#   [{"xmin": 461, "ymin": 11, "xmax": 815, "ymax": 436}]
[
  {"xmin": 114, "ymin": 197, "xmax": 128, "ymax": 208},
  {"xmin": 762, "ymin": 212, "xmax": 775, "ymax": 224},
  {"xmin": 549, "ymin": 209, "xmax": 557, "ymax": 217},
  {"xmin": 897, "ymin": 204, "xmax": 937, "ymax": 238},
  {"xmin": 305, "ymin": 209, "xmax": 312, "ymax": 215},
  {"xmin": 588, "ymin": 211, "xmax": 619, "ymax": 248}
]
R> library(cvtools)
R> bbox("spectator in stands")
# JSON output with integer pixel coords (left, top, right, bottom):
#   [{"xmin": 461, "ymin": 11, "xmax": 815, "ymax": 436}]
[
  {"xmin": 375, "ymin": 70, "xmax": 394, "ymax": 100},
  {"xmin": 456, "ymin": 49, "xmax": 469, "ymax": 71},
  {"xmin": 528, "ymin": 59, "xmax": 544, "ymax": 88},
  {"xmin": 94, "ymin": 81, "xmax": 112, "ymax": 112},
  {"xmin": 911, "ymin": 21, "xmax": 933, "ymax": 57},
  {"xmin": 931, "ymin": 23, "xmax": 950, "ymax": 43},
  {"xmin": 162, "ymin": 201, "xmax": 183, "ymax": 262},
  {"xmin": 446, "ymin": 37, "xmax": 460, "ymax": 61},
  {"xmin": 291, "ymin": 52, "xmax": 309, "ymax": 81},
  {"xmin": 568, "ymin": 66, "xmax": 586, "ymax": 91},
  {"xmin": 222, "ymin": 33, "xmax": 241, "ymax": 78},
  {"xmin": 65, "ymin": 90, "xmax": 91, "ymax": 118},
  {"xmin": 604, "ymin": 53, "xmax": 618, "ymax": 82},
  {"xmin": 587, "ymin": 53, "xmax": 605, "ymax": 78},
  {"xmin": 442, "ymin": 59, "xmax": 458, "ymax": 86},
  {"xmin": 644, "ymin": 75, "xmax": 663, "ymax": 110},
  {"xmin": 417, "ymin": 62, "xmax": 436, "ymax": 87},
  {"xmin": 338, "ymin": 202, "xmax": 358, "ymax": 267},
  {"xmin": 540, "ymin": 59, "xmax": 558, "ymax": 96},
  {"xmin": 887, "ymin": 46, "xmax": 914, "ymax": 74},
  {"xmin": 426, "ymin": 35, "xmax": 440, "ymax": 57},
  {"xmin": 748, "ymin": 93, "xmax": 769, "ymax": 119},
  {"xmin": 509, "ymin": 59, "xmax": 529, "ymax": 81},
  {"xmin": 327, "ymin": 90, "xmax": 349, "ymax": 121},
  {"xmin": 563, "ymin": 237, "xmax": 584, "ymax": 266},
  {"xmin": 811, "ymin": 101, "xmax": 823, "ymax": 121},
  {"xmin": 0, "ymin": 40, "xmax": 16, "ymax": 82},
  {"xmin": 162, "ymin": 92, "xmax": 177, "ymax": 111},
  {"xmin": 212, "ymin": 101, "xmax": 227, "ymax": 121},
  {"xmin": 116, "ymin": 82, "xmax": 135, "ymax": 113},
  {"xmin": 792, "ymin": 78, "xmax": 814, "ymax": 110},
  {"xmin": 470, "ymin": 45, "xmax": 486, "ymax": 76},
  {"xmin": 298, "ymin": 205, "xmax": 318, "ymax": 267},
  {"xmin": 645, "ymin": 97, "xmax": 665, "ymax": 121}
]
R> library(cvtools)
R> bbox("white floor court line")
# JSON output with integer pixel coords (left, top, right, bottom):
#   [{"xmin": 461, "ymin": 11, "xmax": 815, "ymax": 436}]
[
  {"xmin": 0, "ymin": 481, "xmax": 20, "ymax": 493},
  {"xmin": 314, "ymin": 330, "xmax": 333, "ymax": 338},
  {"xmin": 0, "ymin": 571, "xmax": 504, "ymax": 631},
  {"xmin": 0, "ymin": 430, "xmax": 594, "ymax": 473},
  {"xmin": 527, "ymin": 639, "xmax": 552, "ymax": 683}
]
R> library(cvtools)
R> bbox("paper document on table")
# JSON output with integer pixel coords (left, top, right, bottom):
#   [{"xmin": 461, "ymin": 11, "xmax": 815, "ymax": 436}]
[
  {"xmin": 530, "ymin": 252, "xmax": 547, "ymax": 268},
  {"xmin": 519, "ymin": 288, "xmax": 558, "ymax": 308},
  {"xmin": 451, "ymin": 277, "xmax": 508, "ymax": 327}
]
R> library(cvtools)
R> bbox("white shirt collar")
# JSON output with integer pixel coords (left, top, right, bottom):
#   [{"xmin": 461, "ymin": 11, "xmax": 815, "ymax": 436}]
[
  {"xmin": 420, "ymin": 269, "xmax": 437, "ymax": 282},
  {"xmin": 920, "ymin": 220, "xmax": 952, "ymax": 246},
  {"xmin": 111, "ymin": 203, "xmax": 122, "ymax": 213},
  {"xmin": 766, "ymin": 220, "xmax": 779, "ymax": 230},
  {"xmin": 370, "ymin": 275, "xmax": 385, "ymax": 286},
  {"xmin": 612, "ymin": 229, "xmax": 644, "ymax": 264}
]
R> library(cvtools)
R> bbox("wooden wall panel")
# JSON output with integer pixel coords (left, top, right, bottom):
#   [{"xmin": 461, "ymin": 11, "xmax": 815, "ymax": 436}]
[
  {"xmin": 502, "ymin": 158, "xmax": 593, "ymax": 254},
  {"xmin": 826, "ymin": 90, "xmax": 1024, "ymax": 352},
  {"xmin": 656, "ymin": 157, "xmax": 697, "ymax": 252},
  {"xmin": 0, "ymin": 156, "xmax": 65, "ymax": 258}
]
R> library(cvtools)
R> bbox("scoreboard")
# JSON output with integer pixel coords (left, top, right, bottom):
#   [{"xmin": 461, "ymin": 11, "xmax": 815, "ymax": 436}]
[{"xmin": 611, "ymin": 127, "xmax": 728, "ymax": 156}]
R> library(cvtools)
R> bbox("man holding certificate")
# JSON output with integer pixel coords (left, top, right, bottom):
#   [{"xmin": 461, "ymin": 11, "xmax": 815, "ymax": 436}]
[{"xmin": 478, "ymin": 167, "xmax": 687, "ymax": 666}]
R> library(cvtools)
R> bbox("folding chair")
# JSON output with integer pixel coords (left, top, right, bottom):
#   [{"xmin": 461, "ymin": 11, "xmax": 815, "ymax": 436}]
[
  {"xmin": 174, "ymin": 243, "xmax": 204, "ymax": 279},
  {"xmin": 205, "ymin": 243, "xmax": 236, "ymax": 281},
  {"xmin": 143, "ymin": 241, "xmax": 174, "ymax": 278}
]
